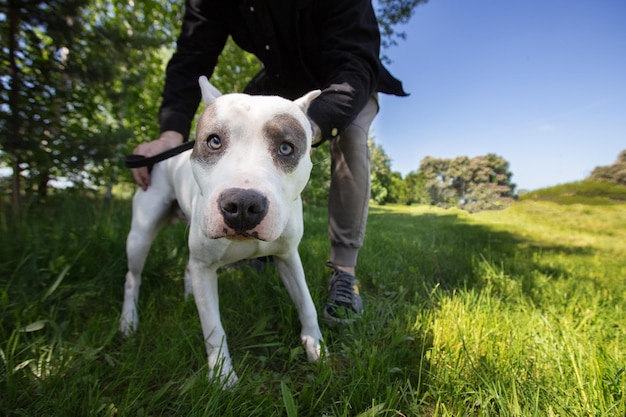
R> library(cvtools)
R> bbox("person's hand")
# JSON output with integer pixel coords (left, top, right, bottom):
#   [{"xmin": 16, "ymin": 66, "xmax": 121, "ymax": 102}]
[{"xmin": 131, "ymin": 131, "xmax": 184, "ymax": 190}]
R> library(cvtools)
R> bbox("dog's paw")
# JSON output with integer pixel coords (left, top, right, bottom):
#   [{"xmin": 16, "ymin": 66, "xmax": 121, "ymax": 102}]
[
  {"xmin": 301, "ymin": 335, "xmax": 325, "ymax": 363},
  {"xmin": 208, "ymin": 367, "xmax": 239, "ymax": 389},
  {"xmin": 119, "ymin": 313, "xmax": 138, "ymax": 337}
]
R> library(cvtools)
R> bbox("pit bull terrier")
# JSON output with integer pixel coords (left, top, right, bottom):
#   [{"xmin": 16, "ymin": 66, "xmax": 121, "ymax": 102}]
[{"xmin": 120, "ymin": 76, "xmax": 323, "ymax": 387}]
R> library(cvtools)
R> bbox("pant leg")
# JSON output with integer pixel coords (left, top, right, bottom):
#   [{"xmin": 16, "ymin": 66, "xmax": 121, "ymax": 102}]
[{"xmin": 328, "ymin": 95, "xmax": 379, "ymax": 267}]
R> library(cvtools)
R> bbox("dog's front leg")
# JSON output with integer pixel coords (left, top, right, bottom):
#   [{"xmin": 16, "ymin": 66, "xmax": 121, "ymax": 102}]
[
  {"xmin": 275, "ymin": 252, "xmax": 324, "ymax": 363},
  {"xmin": 187, "ymin": 258, "xmax": 238, "ymax": 388}
]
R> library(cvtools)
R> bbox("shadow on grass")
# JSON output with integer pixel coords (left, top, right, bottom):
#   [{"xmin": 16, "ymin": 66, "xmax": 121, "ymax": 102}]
[
  {"xmin": 363, "ymin": 206, "xmax": 593, "ymax": 297},
  {"xmin": 337, "ymin": 205, "xmax": 601, "ymax": 408}
]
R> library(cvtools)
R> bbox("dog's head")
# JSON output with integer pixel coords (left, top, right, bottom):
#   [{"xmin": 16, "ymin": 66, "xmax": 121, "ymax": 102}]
[{"xmin": 191, "ymin": 76, "xmax": 320, "ymax": 242}]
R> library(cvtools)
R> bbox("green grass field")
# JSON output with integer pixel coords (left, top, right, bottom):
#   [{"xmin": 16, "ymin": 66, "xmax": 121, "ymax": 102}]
[{"xmin": 1, "ymin": 183, "xmax": 625, "ymax": 416}]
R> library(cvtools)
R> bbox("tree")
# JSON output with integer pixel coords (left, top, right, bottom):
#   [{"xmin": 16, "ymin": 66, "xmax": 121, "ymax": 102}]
[
  {"xmin": 419, "ymin": 156, "xmax": 457, "ymax": 207},
  {"xmin": 588, "ymin": 150, "xmax": 626, "ymax": 186},
  {"xmin": 2, "ymin": 0, "xmax": 89, "ymax": 212},
  {"xmin": 0, "ymin": 0, "xmax": 181, "ymax": 210},
  {"xmin": 418, "ymin": 154, "xmax": 516, "ymax": 211},
  {"xmin": 302, "ymin": 144, "xmax": 331, "ymax": 207},
  {"xmin": 387, "ymin": 171, "xmax": 410, "ymax": 204},
  {"xmin": 210, "ymin": 38, "xmax": 261, "ymax": 95},
  {"xmin": 369, "ymin": 136, "xmax": 394, "ymax": 204},
  {"xmin": 88, "ymin": 1, "xmax": 184, "ymax": 189},
  {"xmin": 404, "ymin": 170, "xmax": 431, "ymax": 205},
  {"xmin": 376, "ymin": 0, "xmax": 429, "ymax": 56}
]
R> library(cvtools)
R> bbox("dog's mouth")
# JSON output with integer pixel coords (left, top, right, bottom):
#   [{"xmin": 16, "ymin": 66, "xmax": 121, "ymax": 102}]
[{"xmin": 220, "ymin": 229, "xmax": 266, "ymax": 242}]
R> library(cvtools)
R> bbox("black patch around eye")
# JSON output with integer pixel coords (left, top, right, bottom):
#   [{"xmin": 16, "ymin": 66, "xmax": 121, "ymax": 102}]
[
  {"xmin": 191, "ymin": 104, "xmax": 230, "ymax": 166},
  {"xmin": 263, "ymin": 113, "xmax": 307, "ymax": 173}
]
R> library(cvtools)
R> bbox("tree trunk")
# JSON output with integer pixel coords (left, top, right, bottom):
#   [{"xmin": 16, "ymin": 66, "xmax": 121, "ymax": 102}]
[
  {"xmin": 11, "ymin": 157, "xmax": 22, "ymax": 218},
  {"xmin": 38, "ymin": 169, "xmax": 50, "ymax": 197},
  {"xmin": 8, "ymin": 0, "xmax": 23, "ymax": 215}
]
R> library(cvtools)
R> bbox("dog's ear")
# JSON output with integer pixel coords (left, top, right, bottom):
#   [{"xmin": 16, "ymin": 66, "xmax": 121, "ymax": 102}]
[
  {"xmin": 294, "ymin": 90, "xmax": 321, "ymax": 114},
  {"xmin": 198, "ymin": 76, "xmax": 222, "ymax": 106}
]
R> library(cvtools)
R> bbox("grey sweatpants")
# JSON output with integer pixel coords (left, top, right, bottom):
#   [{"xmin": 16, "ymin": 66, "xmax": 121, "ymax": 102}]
[{"xmin": 328, "ymin": 95, "xmax": 379, "ymax": 267}]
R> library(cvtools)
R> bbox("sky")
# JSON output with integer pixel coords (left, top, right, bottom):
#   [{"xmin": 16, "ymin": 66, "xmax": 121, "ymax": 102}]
[{"xmin": 372, "ymin": 0, "xmax": 626, "ymax": 191}]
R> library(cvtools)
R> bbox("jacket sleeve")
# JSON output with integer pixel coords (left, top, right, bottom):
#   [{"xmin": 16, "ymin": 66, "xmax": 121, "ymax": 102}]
[
  {"xmin": 159, "ymin": 0, "xmax": 229, "ymax": 140},
  {"xmin": 306, "ymin": 0, "xmax": 382, "ymax": 142}
]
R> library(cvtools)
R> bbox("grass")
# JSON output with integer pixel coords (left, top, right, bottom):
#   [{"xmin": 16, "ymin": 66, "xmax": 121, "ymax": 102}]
[
  {"xmin": 521, "ymin": 180, "xmax": 626, "ymax": 205},
  {"xmin": 1, "ymin": 184, "xmax": 625, "ymax": 416}
]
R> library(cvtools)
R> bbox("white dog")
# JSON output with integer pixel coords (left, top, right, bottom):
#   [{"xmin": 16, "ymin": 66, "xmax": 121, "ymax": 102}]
[{"xmin": 120, "ymin": 76, "xmax": 323, "ymax": 387}]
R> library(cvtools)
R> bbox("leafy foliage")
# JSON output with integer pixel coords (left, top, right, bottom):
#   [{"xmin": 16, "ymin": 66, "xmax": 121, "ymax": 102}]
[
  {"xmin": 376, "ymin": 0, "xmax": 429, "ymax": 55},
  {"xmin": 403, "ymin": 170, "xmax": 431, "ymax": 204},
  {"xmin": 302, "ymin": 144, "xmax": 331, "ymax": 207},
  {"xmin": 210, "ymin": 38, "xmax": 262, "ymax": 95},
  {"xmin": 1, "ymin": 0, "xmax": 181, "ymax": 202},
  {"xmin": 369, "ymin": 137, "xmax": 394, "ymax": 204},
  {"xmin": 588, "ymin": 149, "xmax": 626, "ymax": 186},
  {"xmin": 2, "ymin": 0, "xmax": 88, "ymax": 209},
  {"xmin": 419, "ymin": 154, "xmax": 516, "ymax": 212}
]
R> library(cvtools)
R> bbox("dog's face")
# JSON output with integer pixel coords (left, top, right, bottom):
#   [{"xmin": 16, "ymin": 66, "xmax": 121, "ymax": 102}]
[{"xmin": 190, "ymin": 86, "xmax": 319, "ymax": 242}]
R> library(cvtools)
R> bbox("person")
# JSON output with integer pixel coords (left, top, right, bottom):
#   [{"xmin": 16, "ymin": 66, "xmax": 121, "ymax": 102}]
[{"xmin": 131, "ymin": 0, "xmax": 408, "ymax": 323}]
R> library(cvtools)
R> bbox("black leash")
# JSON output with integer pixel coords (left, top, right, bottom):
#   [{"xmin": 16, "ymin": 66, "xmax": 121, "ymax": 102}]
[{"xmin": 124, "ymin": 141, "xmax": 195, "ymax": 170}]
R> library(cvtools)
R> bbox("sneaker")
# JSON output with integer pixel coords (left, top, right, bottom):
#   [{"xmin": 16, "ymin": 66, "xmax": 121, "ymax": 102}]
[{"xmin": 323, "ymin": 262, "xmax": 363, "ymax": 324}]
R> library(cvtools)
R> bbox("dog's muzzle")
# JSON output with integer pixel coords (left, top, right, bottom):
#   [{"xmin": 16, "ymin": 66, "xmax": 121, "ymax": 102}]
[{"xmin": 218, "ymin": 188, "xmax": 268, "ymax": 237}]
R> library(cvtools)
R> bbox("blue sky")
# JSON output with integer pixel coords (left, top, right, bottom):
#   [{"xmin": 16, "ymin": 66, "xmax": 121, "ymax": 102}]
[{"xmin": 373, "ymin": 0, "xmax": 626, "ymax": 191}]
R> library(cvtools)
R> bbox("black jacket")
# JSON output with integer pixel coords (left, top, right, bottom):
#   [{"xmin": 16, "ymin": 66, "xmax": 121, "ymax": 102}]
[{"xmin": 160, "ymin": 0, "xmax": 408, "ymax": 141}]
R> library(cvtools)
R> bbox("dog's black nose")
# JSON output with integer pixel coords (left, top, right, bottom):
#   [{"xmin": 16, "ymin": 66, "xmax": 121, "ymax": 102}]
[{"xmin": 218, "ymin": 188, "xmax": 268, "ymax": 232}]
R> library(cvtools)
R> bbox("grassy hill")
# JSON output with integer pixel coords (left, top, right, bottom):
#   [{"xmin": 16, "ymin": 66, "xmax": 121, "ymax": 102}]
[
  {"xmin": 521, "ymin": 179, "xmax": 626, "ymax": 205},
  {"xmin": 1, "ymin": 185, "xmax": 625, "ymax": 416}
]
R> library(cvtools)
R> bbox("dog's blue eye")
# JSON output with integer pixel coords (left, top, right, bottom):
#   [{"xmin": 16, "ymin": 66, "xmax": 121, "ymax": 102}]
[
  {"xmin": 206, "ymin": 135, "xmax": 221, "ymax": 150},
  {"xmin": 279, "ymin": 142, "xmax": 294, "ymax": 156}
]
